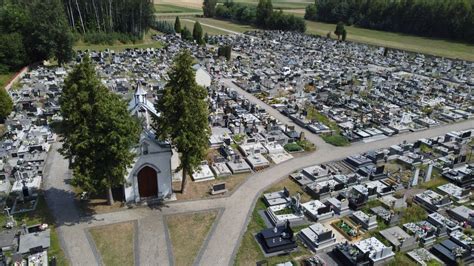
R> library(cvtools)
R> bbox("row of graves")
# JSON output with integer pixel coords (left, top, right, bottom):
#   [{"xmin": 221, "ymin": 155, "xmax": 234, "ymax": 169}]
[
  {"xmin": 0, "ymin": 66, "xmax": 60, "ymax": 265},
  {"xmin": 77, "ymin": 34, "xmax": 220, "ymax": 100},
  {"xmin": 191, "ymin": 84, "xmax": 309, "ymax": 186},
  {"xmin": 253, "ymin": 129, "xmax": 474, "ymax": 265},
  {"xmin": 207, "ymin": 31, "xmax": 473, "ymax": 144}
]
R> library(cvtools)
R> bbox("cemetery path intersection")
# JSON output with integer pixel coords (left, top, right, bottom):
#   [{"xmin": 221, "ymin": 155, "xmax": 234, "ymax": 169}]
[{"xmin": 44, "ymin": 119, "xmax": 473, "ymax": 265}]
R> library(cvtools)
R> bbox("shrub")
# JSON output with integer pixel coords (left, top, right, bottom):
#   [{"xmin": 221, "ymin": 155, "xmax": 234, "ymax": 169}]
[
  {"xmin": 321, "ymin": 134, "xmax": 350, "ymax": 146},
  {"xmin": 284, "ymin": 143, "xmax": 303, "ymax": 152}
]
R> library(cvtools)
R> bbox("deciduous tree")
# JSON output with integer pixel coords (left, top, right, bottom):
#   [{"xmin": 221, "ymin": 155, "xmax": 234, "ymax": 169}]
[
  {"xmin": 202, "ymin": 0, "xmax": 217, "ymax": 17},
  {"xmin": 0, "ymin": 87, "xmax": 13, "ymax": 122}
]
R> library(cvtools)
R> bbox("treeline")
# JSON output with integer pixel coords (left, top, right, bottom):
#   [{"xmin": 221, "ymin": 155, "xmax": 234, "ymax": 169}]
[
  {"xmin": 211, "ymin": 0, "xmax": 305, "ymax": 32},
  {"xmin": 62, "ymin": 0, "xmax": 154, "ymax": 37},
  {"xmin": 305, "ymin": 0, "xmax": 474, "ymax": 43},
  {"xmin": 0, "ymin": 0, "xmax": 73, "ymax": 73}
]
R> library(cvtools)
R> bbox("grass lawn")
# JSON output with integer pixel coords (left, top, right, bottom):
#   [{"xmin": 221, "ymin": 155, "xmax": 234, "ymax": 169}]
[
  {"xmin": 166, "ymin": 210, "xmax": 218, "ymax": 266},
  {"xmin": 399, "ymin": 204, "xmax": 428, "ymax": 225},
  {"xmin": 322, "ymin": 134, "xmax": 350, "ymax": 146},
  {"xmin": 73, "ymin": 29, "xmax": 164, "ymax": 51},
  {"xmin": 234, "ymin": 177, "xmax": 312, "ymax": 264},
  {"xmin": 266, "ymin": 176, "xmax": 312, "ymax": 202},
  {"xmin": 235, "ymin": 197, "xmax": 311, "ymax": 265},
  {"xmin": 154, "ymin": 3, "xmax": 201, "ymax": 13},
  {"xmin": 172, "ymin": 173, "xmax": 249, "ymax": 201},
  {"xmin": 0, "ymin": 195, "xmax": 69, "ymax": 265},
  {"xmin": 303, "ymin": 20, "xmax": 474, "ymax": 61},
  {"xmin": 89, "ymin": 222, "xmax": 135, "ymax": 266},
  {"xmin": 0, "ymin": 72, "xmax": 15, "ymax": 89},
  {"xmin": 418, "ymin": 169, "xmax": 447, "ymax": 190}
]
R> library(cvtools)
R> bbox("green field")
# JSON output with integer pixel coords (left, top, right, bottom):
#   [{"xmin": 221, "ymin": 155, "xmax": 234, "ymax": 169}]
[
  {"xmin": 217, "ymin": 0, "xmax": 311, "ymax": 9},
  {"xmin": 73, "ymin": 29, "xmax": 164, "ymax": 51},
  {"xmin": 89, "ymin": 222, "xmax": 135, "ymax": 266},
  {"xmin": 154, "ymin": 3, "xmax": 201, "ymax": 13},
  {"xmin": 1, "ymin": 72, "xmax": 14, "ymax": 89},
  {"xmin": 303, "ymin": 20, "xmax": 474, "ymax": 61}
]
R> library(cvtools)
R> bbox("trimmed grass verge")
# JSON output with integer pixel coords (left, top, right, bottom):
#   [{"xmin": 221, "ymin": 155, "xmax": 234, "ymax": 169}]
[
  {"xmin": 166, "ymin": 210, "xmax": 218, "ymax": 266},
  {"xmin": 73, "ymin": 29, "xmax": 163, "ymax": 51},
  {"xmin": 235, "ymin": 177, "xmax": 312, "ymax": 265},
  {"xmin": 322, "ymin": 134, "xmax": 350, "ymax": 146},
  {"xmin": 0, "ymin": 72, "xmax": 15, "ymax": 89},
  {"xmin": 89, "ymin": 222, "xmax": 135, "ymax": 266}
]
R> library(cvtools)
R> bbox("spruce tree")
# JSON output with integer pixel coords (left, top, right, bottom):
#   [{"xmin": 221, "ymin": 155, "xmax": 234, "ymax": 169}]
[
  {"xmin": 153, "ymin": 51, "xmax": 210, "ymax": 193},
  {"xmin": 59, "ymin": 57, "xmax": 140, "ymax": 205},
  {"xmin": 334, "ymin": 21, "xmax": 345, "ymax": 40},
  {"xmin": 174, "ymin": 16, "xmax": 181, "ymax": 33},
  {"xmin": 256, "ymin": 0, "xmax": 273, "ymax": 27},
  {"xmin": 193, "ymin": 21, "xmax": 203, "ymax": 44},
  {"xmin": 0, "ymin": 87, "xmax": 13, "ymax": 122},
  {"xmin": 181, "ymin": 26, "xmax": 192, "ymax": 41}
]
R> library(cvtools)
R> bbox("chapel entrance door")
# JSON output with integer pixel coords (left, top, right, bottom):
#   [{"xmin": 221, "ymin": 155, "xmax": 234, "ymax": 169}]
[{"xmin": 137, "ymin": 166, "xmax": 158, "ymax": 198}]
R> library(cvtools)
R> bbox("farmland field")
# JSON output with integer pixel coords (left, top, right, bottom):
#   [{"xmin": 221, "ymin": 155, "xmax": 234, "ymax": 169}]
[
  {"xmin": 154, "ymin": 3, "xmax": 201, "ymax": 13},
  {"xmin": 216, "ymin": 0, "xmax": 312, "ymax": 9},
  {"xmin": 154, "ymin": 0, "xmax": 311, "ymax": 10}
]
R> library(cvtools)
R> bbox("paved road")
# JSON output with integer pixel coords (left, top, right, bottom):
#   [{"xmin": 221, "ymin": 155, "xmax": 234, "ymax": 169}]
[
  {"xmin": 44, "ymin": 93, "xmax": 474, "ymax": 265},
  {"xmin": 221, "ymin": 79, "xmax": 332, "ymax": 151},
  {"xmin": 182, "ymin": 19, "xmax": 243, "ymax": 35}
]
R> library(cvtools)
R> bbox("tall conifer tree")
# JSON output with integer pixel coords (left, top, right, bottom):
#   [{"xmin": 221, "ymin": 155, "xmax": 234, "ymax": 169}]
[{"xmin": 153, "ymin": 51, "xmax": 210, "ymax": 193}]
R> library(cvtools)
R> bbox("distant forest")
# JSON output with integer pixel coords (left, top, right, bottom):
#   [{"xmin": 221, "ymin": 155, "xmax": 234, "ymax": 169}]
[
  {"xmin": 305, "ymin": 0, "xmax": 474, "ymax": 43},
  {"xmin": 63, "ymin": 0, "xmax": 154, "ymax": 37}
]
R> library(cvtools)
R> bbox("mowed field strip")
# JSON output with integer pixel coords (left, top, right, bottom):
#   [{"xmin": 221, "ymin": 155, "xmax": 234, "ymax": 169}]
[{"xmin": 155, "ymin": 0, "xmax": 474, "ymax": 61}]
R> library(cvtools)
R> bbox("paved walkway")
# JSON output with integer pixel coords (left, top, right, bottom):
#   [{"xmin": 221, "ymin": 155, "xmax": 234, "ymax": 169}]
[
  {"xmin": 43, "ymin": 142, "xmax": 99, "ymax": 266},
  {"xmin": 43, "ymin": 96, "xmax": 474, "ymax": 265}
]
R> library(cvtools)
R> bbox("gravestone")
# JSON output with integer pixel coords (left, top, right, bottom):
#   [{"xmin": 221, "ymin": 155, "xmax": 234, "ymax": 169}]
[
  {"xmin": 411, "ymin": 164, "xmax": 421, "ymax": 186},
  {"xmin": 211, "ymin": 182, "xmax": 227, "ymax": 195},
  {"xmin": 425, "ymin": 163, "xmax": 433, "ymax": 182}
]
